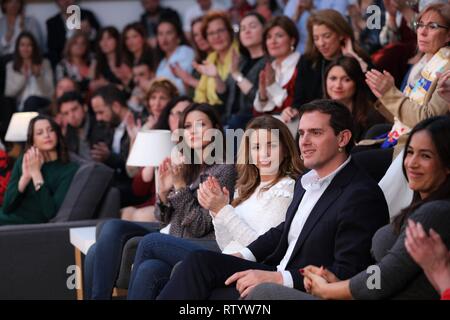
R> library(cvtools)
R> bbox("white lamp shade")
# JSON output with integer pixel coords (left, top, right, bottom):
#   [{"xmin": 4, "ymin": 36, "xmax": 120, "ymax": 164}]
[
  {"xmin": 5, "ymin": 112, "xmax": 39, "ymax": 142},
  {"xmin": 126, "ymin": 130, "xmax": 175, "ymax": 167}
]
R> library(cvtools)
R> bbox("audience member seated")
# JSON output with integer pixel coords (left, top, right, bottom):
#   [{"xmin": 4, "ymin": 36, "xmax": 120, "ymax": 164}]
[
  {"xmin": 157, "ymin": 99, "xmax": 389, "ymax": 300},
  {"xmin": 255, "ymin": 0, "xmax": 282, "ymax": 21},
  {"xmin": 128, "ymin": 61, "xmax": 154, "ymax": 113},
  {"xmin": 288, "ymin": 9, "xmax": 371, "ymax": 118},
  {"xmin": 248, "ymin": 115, "xmax": 450, "ymax": 300},
  {"xmin": 220, "ymin": 12, "xmax": 267, "ymax": 129},
  {"xmin": 0, "ymin": 0, "xmax": 44, "ymax": 56},
  {"xmin": 183, "ymin": 0, "xmax": 225, "ymax": 36},
  {"xmin": 56, "ymin": 31, "xmax": 92, "ymax": 95},
  {"xmin": 405, "ymin": 219, "xmax": 450, "ymax": 300},
  {"xmin": 122, "ymin": 22, "xmax": 156, "ymax": 73},
  {"xmin": 50, "ymin": 77, "xmax": 78, "ymax": 135},
  {"xmin": 121, "ymin": 96, "xmax": 192, "ymax": 222},
  {"xmin": 364, "ymin": 3, "xmax": 450, "ymax": 158},
  {"xmin": 193, "ymin": 11, "xmax": 238, "ymax": 123},
  {"xmin": 90, "ymin": 27, "xmax": 133, "ymax": 92},
  {"xmin": 139, "ymin": 0, "xmax": 182, "ymax": 48},
  {"xmin": 138, "ymin": 78, "xmax": 179, "ymax": 132},
  {"xmin": 83, "ymin": 103, "xmax": 237, "ymax": 299},
  {"xmin": 253, "ymin": 16, "xmax": 300, "ymax": 116},
  {"xmin": 169, "ymin": 16, "xmax": 211, "ymax": 96},
  {"xmin": 126, "ymin": 115, "xmax": 303, "ymax": 299},
  {"xmin": 57, "ymin": 91, "xmax": 105, "ymax": 161},
  {"xmin": 228, "ymin": 0, "xmax": 253, "ymax": 30},
  {"xmin": 324, "ymin": 56, "xmax": 387, "ymax": 142},
  {"xmin": 46, "ymin": 0, "xmax": 100, "ymax": 67},
  {"xmin": 154, "ymin": 18, "xmax": 195, "ymax": 95},
  {"xmin": 125, "ymin": 78, "xmax": 179, "ymax": 178},
  {"xmin": 0, "ymin": 115, "xmax": 78, "ymax": 225},
  {"xmin": 283, "ymin": 0, "xmax": 313, "ymax": 54},
  {"xmin": 89, "ymin": 85, "xmax": 135, "ymax": 207},
  {"xmin": 4, "ymin": 32, "xmax": 54, "ymax": 112}
]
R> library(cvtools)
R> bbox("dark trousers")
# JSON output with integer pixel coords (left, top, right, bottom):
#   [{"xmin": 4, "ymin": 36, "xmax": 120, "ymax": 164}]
[
  {"xmin": 127, "ymin": 233, "xmax": 219, "ymax": 300},
  {"xmin": 157, "ymin": 250, "xmax": 275, "ymax": 300},
  {"xmin": 83, "ymin": 219, "xmax": 159, "ymax": 299}
]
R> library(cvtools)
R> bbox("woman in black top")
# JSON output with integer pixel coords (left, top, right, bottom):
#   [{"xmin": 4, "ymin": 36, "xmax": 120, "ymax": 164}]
[{"xmin": 283, "ymin": 9, "xmax": 371, "ymax": 123}]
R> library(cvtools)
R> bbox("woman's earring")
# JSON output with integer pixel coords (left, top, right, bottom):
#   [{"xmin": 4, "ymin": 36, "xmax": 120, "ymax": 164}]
[
  {"xmin": 338, "ymin": 147, "xmax": 344, "ymax": 153},
  {"xmin": 291, "ymin": 45, "xmax": 295, "ymax": 52},
  {"xmin": 300, "ymin": 155, "xmax": 304, "ymax": 160}
]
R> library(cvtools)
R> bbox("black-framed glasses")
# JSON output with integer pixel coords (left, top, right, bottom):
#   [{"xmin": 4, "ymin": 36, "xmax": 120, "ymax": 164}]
[{"xmin": 414, "ymin": 21, "xmax": 449, "ymax": 31}]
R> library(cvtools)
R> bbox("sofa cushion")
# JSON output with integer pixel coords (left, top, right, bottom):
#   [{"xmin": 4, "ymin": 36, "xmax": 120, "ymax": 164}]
[{"xmin": 51, "ymin": 162, "xmax": 113, "ymax": 222}]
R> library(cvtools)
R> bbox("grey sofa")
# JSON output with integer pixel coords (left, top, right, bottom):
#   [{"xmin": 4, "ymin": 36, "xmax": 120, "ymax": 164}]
[{"xmin": 0, "ymin": 162, "xmax": 121, "ymax": 299}]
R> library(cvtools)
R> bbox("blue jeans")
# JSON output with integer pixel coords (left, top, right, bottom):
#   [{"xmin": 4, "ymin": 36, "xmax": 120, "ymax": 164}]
[
  {"xmin": 83, "ymin": 219, "xmax": 159, "ymax": 299},
  {"xmin": 127, "ymin": 233, "xmax": 217, "ymax": 300}
]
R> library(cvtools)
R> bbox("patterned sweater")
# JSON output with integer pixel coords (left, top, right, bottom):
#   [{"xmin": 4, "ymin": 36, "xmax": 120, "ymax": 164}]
[{"xmin": 155, "ymin": 164, "xmax": 236, "ymax": 239}]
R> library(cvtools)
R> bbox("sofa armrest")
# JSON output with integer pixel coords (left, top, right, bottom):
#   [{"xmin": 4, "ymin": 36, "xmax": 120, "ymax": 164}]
[{"xmin": 0, "ymin": 219, "xmax": 109, "ymax": 299}]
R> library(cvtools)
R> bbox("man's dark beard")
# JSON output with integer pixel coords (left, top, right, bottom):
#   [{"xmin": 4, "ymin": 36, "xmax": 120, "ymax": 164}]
[
  {"xmin": 110, "ymin": 112, "xmax": 122, "ymax": 128},
  {"xmin": 75, "ymin": 115, "xmax": 87, "ymax": 130}
]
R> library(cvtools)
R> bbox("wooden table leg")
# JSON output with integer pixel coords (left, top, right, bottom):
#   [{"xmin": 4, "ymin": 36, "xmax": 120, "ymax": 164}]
[{"xmin": 74, "ymin": 247, "xmax": 83, "ymax": 300}]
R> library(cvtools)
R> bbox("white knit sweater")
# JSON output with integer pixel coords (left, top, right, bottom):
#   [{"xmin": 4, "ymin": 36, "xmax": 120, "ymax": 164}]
[{"xmin": 212, "ymin": 177, "xmax": 295, "ymax": 254}]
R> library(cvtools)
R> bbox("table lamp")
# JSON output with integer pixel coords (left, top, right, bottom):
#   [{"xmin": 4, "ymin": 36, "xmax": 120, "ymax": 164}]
[
  {"xmin": 126, "ymin": 130, "xmax": 176, "ymax": 192},
  {"xmin": 4, "ymin": 112, "xmax": 39, "ymax": 142}
]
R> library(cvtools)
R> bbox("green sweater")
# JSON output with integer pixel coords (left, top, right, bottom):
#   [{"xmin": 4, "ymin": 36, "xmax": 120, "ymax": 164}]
[{"xmin": 0, "ymin": 155, "xmax": 78, "ymax": 225}]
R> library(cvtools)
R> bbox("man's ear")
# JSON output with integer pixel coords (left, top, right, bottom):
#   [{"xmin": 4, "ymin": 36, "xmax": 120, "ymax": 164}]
[{"xmin": 338, "ymin": 129, "xmax": 352, "ymax": 149}]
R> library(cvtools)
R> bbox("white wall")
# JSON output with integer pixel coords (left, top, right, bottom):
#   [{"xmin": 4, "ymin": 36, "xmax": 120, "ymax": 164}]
[{"xmin": 1, "ymin": 0, "xmax": 233, "ymax": 44}]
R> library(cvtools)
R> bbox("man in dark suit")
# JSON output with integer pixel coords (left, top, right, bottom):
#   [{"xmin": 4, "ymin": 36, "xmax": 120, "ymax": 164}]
[
  {"xmin": 46, "ymin": 0, "xmax": 100, "ymax": 67},
  {"xmin": 157, "ymin": 99, "xmax": 390, "ymax": 300}
]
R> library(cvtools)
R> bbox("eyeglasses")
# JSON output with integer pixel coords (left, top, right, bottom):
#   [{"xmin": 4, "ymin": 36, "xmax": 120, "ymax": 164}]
[
  {"xmin": 206, "ymin": 28, "xmax": 227, "ymax": 38},
  {"xmin": 414, "ymin": 21, "xmax": 449, "ymax": 31}
]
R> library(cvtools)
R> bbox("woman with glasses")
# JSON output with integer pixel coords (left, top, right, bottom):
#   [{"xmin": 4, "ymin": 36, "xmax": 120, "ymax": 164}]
[
  {"xmin": 192, "ymin": 11, "xmax": 239, "ymax": 124},
  {"xmin": 364, "ymin": 3, "xmax": 450, "ymax": 157}
]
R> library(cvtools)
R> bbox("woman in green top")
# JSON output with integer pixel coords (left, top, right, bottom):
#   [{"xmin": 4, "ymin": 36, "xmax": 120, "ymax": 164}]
[{"xmin": 0, "ymin": 115, "xmax": 78, "ymax": 225}]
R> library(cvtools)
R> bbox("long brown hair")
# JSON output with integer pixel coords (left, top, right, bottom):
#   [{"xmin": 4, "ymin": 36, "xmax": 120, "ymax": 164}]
[
  {"xmin": 13, "ymin": 31, "xmax": 42, "ymax": 72},
  {"xmin": 232, "ymin": 116, "xmax": 303, "ymax": 207},
  {"xmin": 25, "ymin": 115, "xmax": 70, "ymax": 164},
  {"xmin": 304, "ymin": 9, "xmax": 370, "ymax": 67},
  {"xmin": 393, "ymin": 116, "xmax": 450, "ymax": 234},
  {"xmin": 177, "ymin": 103, "xmax": 224, "ymax": 185},
  {"xmin": 95, "ymin": 27, "xmax": 123, "ymax": 79},
  {"xmin": 324, "ymin": 56, "xmax": 376, "ymax": 128},
  {"xmin": 63, "ymin": 31, "xmax": 90, "ymax": 65}
]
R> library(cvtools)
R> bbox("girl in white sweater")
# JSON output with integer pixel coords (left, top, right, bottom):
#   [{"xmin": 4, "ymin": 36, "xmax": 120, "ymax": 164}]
[{"xmin": 127, "ymin": 115, "xmax": 303, "ymax": 299}]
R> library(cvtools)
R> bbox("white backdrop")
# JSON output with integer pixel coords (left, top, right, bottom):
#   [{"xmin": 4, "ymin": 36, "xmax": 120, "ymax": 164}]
[{"xmin": 0, "ymin": 0, "xmax": 234, "ymax": 44}]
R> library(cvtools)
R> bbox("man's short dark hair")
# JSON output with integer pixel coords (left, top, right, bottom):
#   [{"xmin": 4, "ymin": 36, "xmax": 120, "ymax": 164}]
[
  {"xmin": 57, "ymin": 91, "xmax": 85, "ymax": 112},
  {"xmin": 300, "ymin": 99, "xmax": 355, "ymax": 154},
  {"xmin": 91, "ymin": 84, "xmax": 128, "ymax": 109}
]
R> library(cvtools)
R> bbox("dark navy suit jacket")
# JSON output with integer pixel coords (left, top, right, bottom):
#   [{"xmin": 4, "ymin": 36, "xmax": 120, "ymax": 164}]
[{"xmin": 247, "ymin": 159, "xmax": 389, "ymax": 290}]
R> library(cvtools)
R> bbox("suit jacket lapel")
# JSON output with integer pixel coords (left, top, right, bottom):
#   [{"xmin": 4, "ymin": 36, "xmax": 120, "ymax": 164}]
[{"xmin": 285, "ymin": 160, "xmax": 357, "ymax": 266}]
